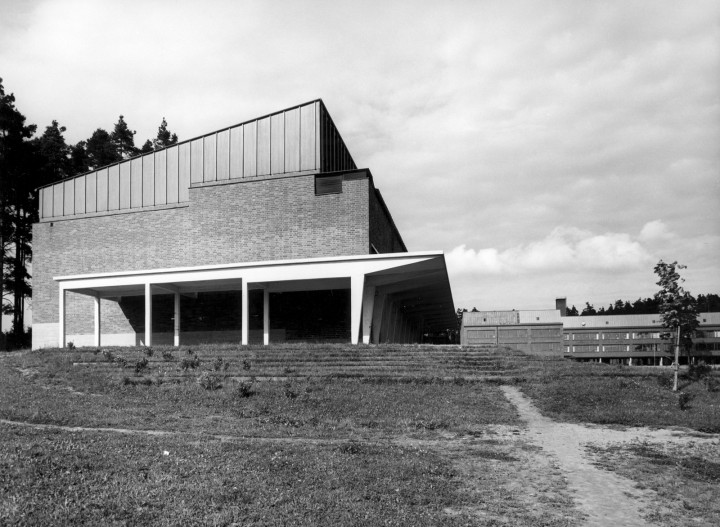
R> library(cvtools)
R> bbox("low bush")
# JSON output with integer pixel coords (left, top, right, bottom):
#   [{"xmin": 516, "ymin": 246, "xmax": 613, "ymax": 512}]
[
  {"xmin": 162, "ymin": 350, "xmax": 174, "ymax": 361},
  {"xmin": 180, "ymin": 356, "xmax": 201, "ymax": 371},
  {"xmin": 232, "ymin": 380, "xmax": 254, "ymax": 398},
  {"xmin": 198, "ymin": 371, "xmax": 222, "ymax": 390},
  {"xmin": 213, "ymin": 357, "xmax": 230, "ymax": 372},
  {"xmin": 134, "ymin": 357, "xmax": 149, "ymax": 374},
  {"xmin": 142, "ymin": 347, "xmax": 154, "ymax": 357},
  {"xmin": 688, "ymin": 361, "xmax": 712, "ymax": 382}
]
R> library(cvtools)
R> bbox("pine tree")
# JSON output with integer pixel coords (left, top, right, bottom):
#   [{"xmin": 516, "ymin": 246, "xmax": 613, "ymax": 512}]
[
  {"xmin": 86, "ymin": 128, "xmax": 121, "ymax": 170},
  {"xmin": 111, "ymin": 115, "xmax": 138, "ymax": 159},
  {"xmin": 0, "ymin": 78, "xmax": 37, "ymax": 343},
  {"xmin": 153, "ymin": 117, "xmax": 178, "ymax": 149}
]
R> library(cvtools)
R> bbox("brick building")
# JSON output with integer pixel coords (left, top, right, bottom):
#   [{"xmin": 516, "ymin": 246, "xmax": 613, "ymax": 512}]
[
  {"xmin": 460, "ymin": 299, "xmax": 720, "ymax": 364},
  {"xmin": 32, "ymin": 100, "xmax": 455, "ymax": 349}
]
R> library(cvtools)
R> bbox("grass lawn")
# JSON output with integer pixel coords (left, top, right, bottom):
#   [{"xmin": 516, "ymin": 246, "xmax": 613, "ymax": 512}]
[
  {"xmin": 586, "ymin": 440, "xmax": 720, "ymax": 527},
  {"xmin": 2, "ymin": 345, "xmax": 718, "ymax": 525},
  {"xmin": 515, "ymin": 355, "xmax": 720, "ymax": 432},
  {"xmin": 0, "ymin": 346, "xmax": 582, "ymax": 526}
]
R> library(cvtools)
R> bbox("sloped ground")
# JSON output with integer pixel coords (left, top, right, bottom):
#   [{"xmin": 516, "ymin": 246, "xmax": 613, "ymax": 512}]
[
  {"xmin": 1, "ymin": 345, "xmax": 718, "ymax": 525},
  {"xmin": 63, "ymin": 343, "xmax": 525, "ymax": 383}
]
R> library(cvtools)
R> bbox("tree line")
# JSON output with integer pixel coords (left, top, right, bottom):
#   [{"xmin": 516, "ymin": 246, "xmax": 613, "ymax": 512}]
[
  {"xmin": 456, "ymin": 292, "xmax": 719, "ymax": 320},
  {"xmin": 1, "ymin": 77, "xmax": 179, "ymax": 345},
  {"xmin": 564, "ymin": 293, "xmax": 720, "ymax": 316}
]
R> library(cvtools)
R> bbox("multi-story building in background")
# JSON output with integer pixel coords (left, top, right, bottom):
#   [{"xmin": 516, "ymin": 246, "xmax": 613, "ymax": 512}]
[{"xmin": 460, "ymin": 298, "xmax": 720, "ymax": 364}]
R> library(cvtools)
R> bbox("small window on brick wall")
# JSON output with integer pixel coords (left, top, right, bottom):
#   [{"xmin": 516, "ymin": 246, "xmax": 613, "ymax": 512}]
[{"xmin": 315, "ymin": 175, "xmax": 343, "ymax": 195}]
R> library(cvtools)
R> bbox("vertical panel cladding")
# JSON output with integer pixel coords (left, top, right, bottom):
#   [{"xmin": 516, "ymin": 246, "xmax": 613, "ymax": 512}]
[
  {"xmin": 142, "ymin": 154, "xmax": 155, "ymax": 206},
  {"xmin": 108, "ymin": 165, "xmax": 120, "ymax": 211},
  {"xmin": 155, "ymin": 150, "xmax": 167, "ymax": 205},
  {"xmin": 119, "ymin": 162, "xmax": 131, "ymax": 209},
  {"xmin": 166, "ymin": 145, "xmax": 179, "ymax": 204},
  {"xmin": 368, "ymin": 186, "xmax": 406, "ymax": 254},
  {"xmin": 203, "ymin": 134, "xmax": 217, "ymax": 182},
  {"xmin": 243, "ymin": 122, "xmax": 257, "ymax": 177},
  {"xmin": 284, "ymin": 107, "xmax": 300, "ymax": 173},
  {"xmin": 300, "ymin": 103, "xmax": 317, "ymax": 171},
  {"xmin": 190, "ymin": 138, "xmax": 203, "ymax": 184},
  {"xmin": 216, "ymin": 129, "xmax": 230, "ymax": 181},
  {"xmin": 96, "ymin": 169, "xmax": 108, "ymax": 212},
  {"xmin": 130, "ymin": 159, "xmax": 143, "ymax": 208},
  {"xmin": 256, "ymin": 117, "xmax": 271, "ymax": 176},
  {"xmin": 63, "ymin": 179, "xmax": 74, "ymax": 215},
  {"xmin": 74, "ymin": 175, "xmax": 86, "ymax": 214},
  {"xmin": 86, "ymin": 172, "xmax": 97, "ymax": 213},
  {"xmin": 229, "ymin": 126, "xmax": 243, "ymax": 179},
  {"xmin": 270, "ymin": 113, "xmax": 284, "ymax": 174},
  {"xmin": 42, "ymin": 187, "xmax": 53, "ymax": 218},
  {"xmin": 178, "ymin": 143, "xmax": 190, "ymax": 202}
]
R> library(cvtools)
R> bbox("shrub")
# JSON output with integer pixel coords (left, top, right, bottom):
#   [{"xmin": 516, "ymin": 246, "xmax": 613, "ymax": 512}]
[
  {"xmin": 284, "ymin": 382, "xmax": 299, "ymax": 399},
  {"xmin": 162, "ymin": 350, "xmax": 174, "ymax": 361},
  {"xmin": 213, "ymin": 357, "xmax": 230, "ymax": 372},
  {"xmin": 233, "ymin": 381, "xmax": 254, "ymax": 398},
  {"xmin": 688, "ymin": 361, "xmax": 712, "ymax": 382},
  {"xmin": 180, "ymin": 356, "xmax": 201, "ymax": 371},
  {"xmin": 134, "ymin": 357, "xmax": 149, "ymax": 374},
  {"xmin": 102, "ymin": 350, "xmax": 115, "ymax": 362},
  {"xmin": 92, "ymin": 348, "xmax": 101, "ymax": 355},
  {"xmin": 66, "ymin": 341, "xmax": 75, "ymax": 350},
  {"xmin": 198, "ymin": 371, "xmax": 222, "ymax": 390},
  {"xmin": 242, "ymin": 359, "xmax": 251, "ymax": 371},
  {"xmin": 115, "ymin": 357, "xmax": 128, "ymax": 368},
  {"xmin": 143, "ymin": 347, "xmax": 154, "ymax": 357},
  {"xmin": 678, "ymin": 392, "xmax": 692, "ymax": 411}
]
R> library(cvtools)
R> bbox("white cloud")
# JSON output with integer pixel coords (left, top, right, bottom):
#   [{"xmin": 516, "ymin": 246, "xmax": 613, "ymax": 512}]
[
  {"xmin": 447, "ymin": 226, "xmax": 653, "ymax": 276},
  {"xmin": 639, "ymin": 220, "xmax": 674, "ymax": 242}
]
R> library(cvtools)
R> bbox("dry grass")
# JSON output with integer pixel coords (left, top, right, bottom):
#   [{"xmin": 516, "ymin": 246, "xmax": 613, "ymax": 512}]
[
  {"xmin": 0, "ymin": 346, "xmax": 581, "ymax": 526},
  {"xmin": 515, "ymin": 356, "xmax": 720, "ymax": 432},
  {"xmin": 586, "ymin": 440, "xmax": 720, "ymax": 526}
]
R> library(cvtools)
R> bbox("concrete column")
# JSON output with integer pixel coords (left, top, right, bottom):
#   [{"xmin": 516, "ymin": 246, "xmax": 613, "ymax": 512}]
[
  {"xmin": 144, "ymin": 283, "xmax": 153, "ymax": 347},
  {"xmin": 58, "ymin": 287, "xmax": 66, "ymax": 348},
  {"xmin": 263, "ymin": 288, "xmax": 270, "ymax": 346},
  {"xmin": 93, "ymin": 294, "xmax": 101, "ymax": 348},
  {"xmin": 390, "ymin": 302, "xmax": 399, "ymax": 343},
  {"xmin": 361, "ymin": 285, "xmax": 375, "ymax": 344},
  {"xmin": 371, "ymin": 293, "xmax": 386, "ymax": 344},
  {"xmin": 173, "ymin": 292, "xmax": 180, "ymax": 347},
  {"xmin": 350, "ymin": 274, "xmax": 364, "ymax": 345},
  {"xmin": 241, "ymin": 279, "xmax": 249, "ymax": 345}
]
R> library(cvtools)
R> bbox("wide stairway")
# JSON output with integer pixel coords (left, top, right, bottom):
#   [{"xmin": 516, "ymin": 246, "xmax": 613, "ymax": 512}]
[{"xmin": 72, "ymin": 344, "xmax": 527, "ymax": 384}]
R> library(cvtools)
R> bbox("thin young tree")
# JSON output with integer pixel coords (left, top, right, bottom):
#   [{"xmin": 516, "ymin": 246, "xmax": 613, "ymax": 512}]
[{"xmin": 654, "ymin": 260, "xmax": 699, "ymax": 391}]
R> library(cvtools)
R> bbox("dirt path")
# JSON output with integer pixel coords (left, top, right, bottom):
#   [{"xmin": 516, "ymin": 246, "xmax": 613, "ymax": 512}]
[{"xmin": 500, "ymin": 386, "xmax": 719, "ymax": 527}]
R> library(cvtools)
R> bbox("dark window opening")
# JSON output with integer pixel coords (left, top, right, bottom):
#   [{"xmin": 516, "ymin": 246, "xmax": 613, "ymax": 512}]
[{"xmin": 315, "ymin": 175, "xmax": 343, "ymax": 195}]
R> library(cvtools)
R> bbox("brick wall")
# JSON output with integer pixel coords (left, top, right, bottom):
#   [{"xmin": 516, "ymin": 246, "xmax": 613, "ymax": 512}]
[{"xmin": 33, "ymin": 173, "xmax": 371, "ymax": 342}]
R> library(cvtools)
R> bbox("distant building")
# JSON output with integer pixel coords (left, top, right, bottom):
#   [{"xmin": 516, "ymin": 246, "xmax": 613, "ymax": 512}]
[
  {"xmin": 561, "ymin": 312, "xmax": 720, "ymax": 365},
  {"xmin": 32, "ymin": 100, "xmax": 456, "ymax": 349},
  {"xmin": 459, "ymin": 309, "xmax": 563, "ymax": 354},
  {"xmin": 460, "ymin": 299, "xmax": 720, "ymax": 364}
]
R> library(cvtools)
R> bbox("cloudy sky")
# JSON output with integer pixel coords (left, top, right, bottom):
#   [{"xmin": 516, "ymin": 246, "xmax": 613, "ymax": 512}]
[{"xmin": 2, "ymin": 0, "xmax": 718, "ymax": 320}]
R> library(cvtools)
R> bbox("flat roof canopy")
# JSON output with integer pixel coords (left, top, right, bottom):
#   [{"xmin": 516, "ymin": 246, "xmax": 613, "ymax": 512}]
[{"xmin": 55, "ymin": 251, "xmax": 456, "ymax": 345}]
